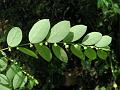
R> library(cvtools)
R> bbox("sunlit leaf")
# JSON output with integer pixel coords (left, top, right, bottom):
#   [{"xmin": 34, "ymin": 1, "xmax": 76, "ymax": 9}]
[
  {"xmin": 64, "ymin": 25, "xmax": 87, "ymax": 42},
  {"xmin": 17, "ymin": 47, "xmax": 38, "ymax": 58},
  {"xmin": 0, "ymin": 74, "xmax": 9, "ymax": 84},
  {"xmin": 13, "ymin": 71, "xmax": 27, "ymax": 89},
  {"xmin": 95, "ymin": 35, "xmax": 112, "ymax": 47},
  {"xmin": 20, "ymin": 76, "xmax": 27, "ymax": 89},
  {"xmin": 47, "ymin": 21, "xmax": 70, "ymax": 43},
  {"xmin": 29, "ymin": 19, "xmax": 50, "ymax": 43},
  {"xmin": 6, "ymin": 64, "xmax": 20, "ymax": 82},
  {"xmin": 0, "ymin": 84, "xmax": 11, "ymax": 90},
  {"xmin": 7, "ymin": 27, "xmax": 22, "ymax": 47},
  {"xmin": 52, "ymin": 45, "xmax": 68, "ymax": 63},
  {"xmin": 82, "ymin": 32, "xmax": 102, "ymax": 45},
  {"xmin": 0, "ymin": 57, "xmax": 7, "ymax": 72},
  {"xmin": 35, "ymin": 44, "xmax": 52, "ymax": 62}
]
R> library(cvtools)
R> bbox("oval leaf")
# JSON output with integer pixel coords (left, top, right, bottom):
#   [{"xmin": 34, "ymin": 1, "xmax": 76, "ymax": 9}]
[
  {"xmin": 0, "ymin": 74, "xmax": 9, "ymax": 84},
  {"xmin": 95, "ymin": 35, "xmax": 112, "ymax": 47},
  {"xmin": 97, "ymin": 50, "xmax": 108, "ymax": 60},
  {"xmin": 20, "ymin": 76, "xmax": 27, "ymax": 89},
  {"xmin": 82, "ymin": 32, "xmax": 102, "ymax": 45},
  {"xmin": 52, "ymin": 45, "xmax": 68, "ymax": 63},
  {"xmin": 64, "ymin": 25, "xmax": 87, "ymax": 42},
  {"xmin": 29, "ymin": 19, "xmax": 50, "ymax": 43},
  {"xmin": 13, "ymin": 71, "xmax": 26, "ymax": 89},
  {"xmin": 35, "ymin": 44, "xmax": 52, "ymax": 62},
  {"xmin": 0, "ymin": 57, "xmax": 7, "ymax": 72},
  {"xmin": 84, "ymin": 47, "xmax": 97, "ymax": 60},
  {"xmin": 70, "ymin": 45, "xmax": 85, "ymax": 60},
  {"xmin": 0, "ymin": 84, "xmax": 11, "ymax": 90},
  {"xmin": 17, "ymin": 47, "xmax": 38, "ymax": 58},
  {"xmin": 47, "ymin": 21, "xmax": 70, "ymax": 43},
  {"xmin": 7, "ymin": 27, "xmax": 22, "ymax": 47},
  {"xmin": 6, "ymin": 64, "xmax": 20, "ymax": 82}
]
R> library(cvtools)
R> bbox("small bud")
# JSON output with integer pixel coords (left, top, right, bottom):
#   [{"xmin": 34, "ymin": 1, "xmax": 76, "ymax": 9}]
[
  {"xmin": 39, "ymin": 43, "xmax": 43, "ymax": 46},
  {"xmin": 16, "ymin": 47, "xmax": 19, "ymax": 50},
  {"xmin": 27, "ymin": 73, "xmax": 30, "ymax": 76},
  {"xmin": 83, "ymin": 46, "xmax": 87, "ymax": 49},
  {"xmin": 11, "ymin": 59, "xmax": 14, "ymax": 62},
  {"xmin": 65, "ymin": 45, "xmax": 69, "ymax": 48},
  {"xmin": 90, "ymin": 46, "xmax": 94, "ymax": 48},
  {"xmin": 30, "ymin": 43, "xmax": 33, "ymax": 47},
  {"xmin": 96, "ymin": 47, "xmax": 99, "ymax": 50},
  {"xmin": 68, "ymin": 73, "xmax": 72, "ymax": 76},
  {"xmin": 45, "ymin": 42, "xmax": 48, "ymax": 45},
  {"xmin": 74, "ymin": 44, "xmax": 78, "ymax": 48},
  {"xmin": 64, "ymin": 43, "xmax": 67, "ymax": 45},
  {"xmin": 20, "ymin": 67, "xmax": 22, "ymax": 69},
  {"xmin": 8, "ymin": 47, "xmax": 11, "ymax": 51},
  {"xmin": 54, "ymin": 43, "xmax": 57, "ymax": 46},
  {"xmin": 113, "ymin": 82, "xmax": 117, "ymax": 89},
  {"xmin": 15, "ymin": 62, "xmax": 18, "ymax": 65}
]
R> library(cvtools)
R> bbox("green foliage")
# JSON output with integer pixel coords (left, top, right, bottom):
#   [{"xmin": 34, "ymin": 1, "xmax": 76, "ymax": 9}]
[
  {"xmin": 95, "ymin": 35, "xmax": 112, "ymax": 47},
  {"xmin": 0, "ymin": 74, "xmax": 9, "ymax": 84},
  {"xmin": 35, "ymin": 44, "xmax": 52, "ymax": 62},
  {"xmin": 0, "ymin": 57, "xmax": 7, "ymax": 72},
  {"xmin": 7, "ymin": 27, "xmax": 22, "ymax": 47},
  {"xmin": 17, "ymin": 47, "xmax": 38, "ymax": 59},
  {"xmin": 0, "ymin": 84, "xmax": 11, "ymax": 90},
  {"xmin": 70, "ymin": 45, "xmax": 85, "ymax": 60},
  {"xmin": 64, "ymin": 25, "xmax": 87, "ymax": 42},
  {"xmin": 82, "ymin": 32, "xmax": 102, "ymax": 45},
  {"xmin": 13, "ymin": 71, "xmax": 27, "ymax": 89},
  {"xmin": 47, "ymin": 21, "xmax": 70, "ymax": 43},
  {"xmin": 0, "ymin": 19, "xmax": 113, "ymax": 89},
  {"xmin": 0, "ymin": 58, "xmax": 38, "ymax": 90},
  {"xmin": 5, "ymin": 19, "xmax": 112, "ymax": 63},
  {"xmin": 97, "ymin": 50, "xmax": 108, "ymax": 60},
  {"xmin": 52, "ymin": 45, "xmax": 68, "ymax": 63},
  {"xmin": 84, "ymin": 47, "xmax": 97, "ymax": 60},
  {"xmin": 29, "ymin": 19, "xmax": 50, "ymax": 43}
]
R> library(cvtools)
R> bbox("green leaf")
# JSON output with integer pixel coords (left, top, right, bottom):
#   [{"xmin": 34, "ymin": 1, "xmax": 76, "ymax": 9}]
[
  {"xmin": 6, "ymin": 64, "xmax": 20, "ymax": 82},
  {"xmin": 17, "ymin": 47, "xmax": 38, "ymax": 58},
  {"xmin": 0, "ymin": 84, "xmax": 11, "ymax": 90},
  {"xmin": 28, "ymin": 79, "xmax": 38, "ymax": 90},
  {"xmin": 70, "ymin": 45, "xmax": 85, "ymax": 60},
  {"xmin": 97, "ymin": 50, "xmax": 108, "ymax": 60},
  {"xmin": 100, "ymin": 46, "xmax": 110, "ymax": 51},
  {"xmin": 20, "ymin": 76, "xmax": 27, "ymax": 89},
  {"xmin": 47, "ymin": 21, "xmax": 70, "ymax": 43},
  {"xmin": 0, "ymin": 57, "xmax": 7, "ymax": 72},
  {"xmin": 82, "ymin": 32, "xmax": 102, "ymax": 45},
  {"xmin": 95, "ymin": 35, "xmax": 112, "ymax": 47},
  {"xmin": 7, "ymin": 27, "xmax": 22, "ymax": 47},
  {"xmin": 29, "ymin": 19, "xmax": 50, "ymax": 43},
  {"xmin": 13, "ymin": 71, "xmax": 26, "ymax": 89},
  {"xmin": 52, "ymin": 45, "xmax": 68, "ymax": 63},
  {"xmin": 84, "ymin": 47, "xmax": 97, "ymax": 60},
  {"xmin": 100, "ymin": 86, "xmax": 106, "ymax": 90},
  {"xmin": 0, "ymin": 74, "xmax": 9, "ymax": 84},
  {"xmin": 64, "ymin": 25, "xmax": 87, "ymax": 42},
  {"xmin": 35, "ymin": 44, "xmax": 52, "ymax": 62}
]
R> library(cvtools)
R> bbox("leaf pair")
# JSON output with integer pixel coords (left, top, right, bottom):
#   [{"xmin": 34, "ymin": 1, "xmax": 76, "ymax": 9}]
[
  {"xmin": 82, "ymin": 32, "xmax": 112, "ymax": 47},
  {"xmin": 71, "ymin": 45, "xmax": 108, "ymax": 61}
]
